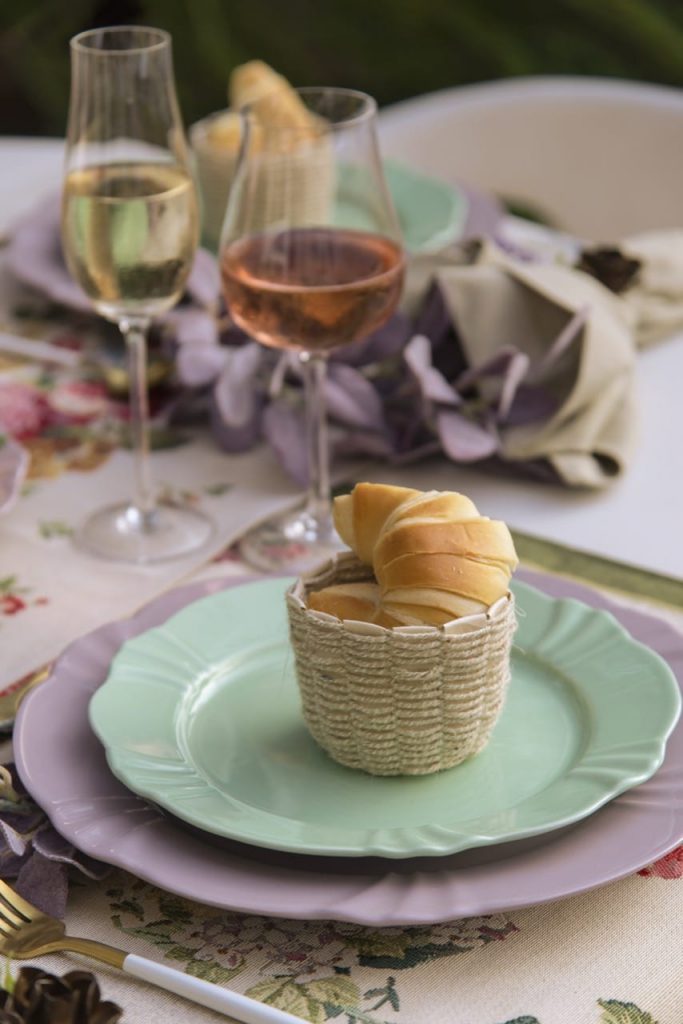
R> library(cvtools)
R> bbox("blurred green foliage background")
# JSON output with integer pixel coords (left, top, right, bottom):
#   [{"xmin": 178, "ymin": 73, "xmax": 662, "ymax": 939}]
[{"xmin": 2, "ymin": 0, "xmax": 683, "ymax": 136}]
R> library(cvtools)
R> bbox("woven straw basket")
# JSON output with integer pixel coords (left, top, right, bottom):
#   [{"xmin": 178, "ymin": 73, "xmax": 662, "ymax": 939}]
[
  {"xmin": 286, "ymin": 553, "xmax": 517, "ymax": 777},
  {"xmin": 190, "ymin": 111, "xmax": 334, "ymax": 249}
]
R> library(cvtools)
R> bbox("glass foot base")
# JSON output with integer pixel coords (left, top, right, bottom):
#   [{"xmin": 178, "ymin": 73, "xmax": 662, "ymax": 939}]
[
  {"xmin": 239, "ymin": 508, "xmax": 345, "ymax": 574},
  {"xmin": 76, "ymin": 503, "xmax": 214, "ymax": 564}
]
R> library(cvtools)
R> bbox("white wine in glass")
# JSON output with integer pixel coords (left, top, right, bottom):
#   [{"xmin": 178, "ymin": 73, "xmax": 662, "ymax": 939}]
[
  {"xmin": 61, "ymin": 26, "xmax": 213, "ymax": 562},
  {"xmin": 220, "ymin": 87, "xmax": 405, "ymax": 573}
]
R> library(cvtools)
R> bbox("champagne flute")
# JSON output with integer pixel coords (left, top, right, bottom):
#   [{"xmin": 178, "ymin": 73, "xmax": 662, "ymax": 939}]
[
  {"xmin": 61, "ymin": 25, "xmax": 213, "ymax": 562},
  {"xmin": 219, "ymin": 86, "xmax": 404, "ymax": 573}
]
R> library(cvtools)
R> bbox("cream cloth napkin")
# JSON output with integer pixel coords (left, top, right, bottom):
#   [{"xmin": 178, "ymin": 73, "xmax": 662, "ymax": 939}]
[
  {"xmin": 622, "ymin": 229, "xmax": 683, "ymax": 347},
  {"xmin": 408, "ymin": 239, "xmax": 637, "ymax": 489}
]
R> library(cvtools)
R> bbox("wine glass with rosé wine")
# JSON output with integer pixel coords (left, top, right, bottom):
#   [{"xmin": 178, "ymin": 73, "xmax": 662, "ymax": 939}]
[
  {"xmin": 61, "ymin": 26, "xmax": 213, "ymax": 562},
  {"xmin": 219, "ymin": 86, "xmax": 405, "ymax": 573}
]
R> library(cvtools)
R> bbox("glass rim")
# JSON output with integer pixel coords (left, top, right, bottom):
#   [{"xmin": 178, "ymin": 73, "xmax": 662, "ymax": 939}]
[
  {"xmin": 243, "ymin": 85, "xmax": 377, "ymax": 130},
  {"xmin": 70, "ymin": 25, "xmax": 171, "ymax": 56}
]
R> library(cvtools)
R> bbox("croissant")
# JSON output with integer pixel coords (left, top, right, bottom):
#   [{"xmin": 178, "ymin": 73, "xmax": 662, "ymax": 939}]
[{"xmin": 327, "ymin": 483, "xmax": 518, "ymax": 626}]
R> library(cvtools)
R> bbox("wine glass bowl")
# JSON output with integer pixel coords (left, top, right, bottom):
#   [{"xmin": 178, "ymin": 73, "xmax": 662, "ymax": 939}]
[
  {"xmin": 62, "ymin": 162, "xmax": 198, "ymax": 323},
  {"xmin": 61, "ymin": 26, "xmax": 213, "ymax": 562},
  {"xmin": 221, "ymin": 226, "xmax": 404, "ymax": 354},
  {"xmin": 219, "ymin": 86, "xmax": 405, "ymax": 572}
]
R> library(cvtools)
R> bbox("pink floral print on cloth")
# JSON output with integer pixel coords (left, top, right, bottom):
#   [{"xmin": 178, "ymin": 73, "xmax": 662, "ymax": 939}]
[
  {"xmin": 0, "ymin": 377, "xmax": 125, "ymax": 479},
  {"xmin": 638, "ymin": 845, "xmax": 683, "ymax": 879},
  {"xmin": 0, "ymin": 576, "xmax": 48, "ymax": 617}
]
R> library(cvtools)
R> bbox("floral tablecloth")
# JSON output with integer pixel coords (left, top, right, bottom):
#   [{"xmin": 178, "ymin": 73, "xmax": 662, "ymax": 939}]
[
  {"xmin": 0, "ymin": 310, "xmax": 305, "ymax": 691},
  {"xmin": 55, "ymin": 858, "xmax": 681, "ymax": 1024},
  {"xmin": 1, "ymin": 242, "xmax": 682, "ymax": 1024}
]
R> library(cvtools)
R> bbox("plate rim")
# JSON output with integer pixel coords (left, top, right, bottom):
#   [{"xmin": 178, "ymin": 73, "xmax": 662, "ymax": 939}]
[
  {"xmin": 382, "ymin": 158, "xmax": 468, "ymax": 253},
  {"xmin": 88, "ymin": 577, "xmax": 681, "ymax": 859},
  {"xmin": 14, "ymin": 569, "xmax": 683, "ymax": 926}
]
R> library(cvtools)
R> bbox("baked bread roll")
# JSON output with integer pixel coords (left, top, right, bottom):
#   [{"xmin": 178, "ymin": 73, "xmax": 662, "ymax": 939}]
[
  {"xmin": 330, "ymin": 483, "xmax": 518, "ymax": 625},
  {"xmin": 229, "ymin": 60, "xmax": 323, "ymax": 144},
  {"xmin": 202, "ymin": 62, "xmax": 319, "ymax": 154},
  {"xmin": 307, "ymin": 581, "xmax": 401, "ymax": 627},
  {"xmin": 308, "ymin": 581, "xmax": 379, "ymax": 621},
  {"xmin": 205, "ymin": 110, "xmax": 242, "ymax": 149},
  {"xmin": 333, "ymin": 483, "xmax": 419, "ymax": 564}
]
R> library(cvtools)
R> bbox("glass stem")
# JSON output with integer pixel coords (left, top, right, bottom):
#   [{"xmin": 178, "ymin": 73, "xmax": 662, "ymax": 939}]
[
  {"xmin": 300, "ymin": 351, "xmax": 332, "ymax": 535},
  {"xmin": 120, "ymin": 316, "xmax": 156, "ymax": 527}
]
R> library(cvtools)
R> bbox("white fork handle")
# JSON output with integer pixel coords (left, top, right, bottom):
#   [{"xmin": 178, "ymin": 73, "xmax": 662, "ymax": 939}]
[{"xmin": 123, "ymin": 954, "xmax": 308, "ymax": 1023}]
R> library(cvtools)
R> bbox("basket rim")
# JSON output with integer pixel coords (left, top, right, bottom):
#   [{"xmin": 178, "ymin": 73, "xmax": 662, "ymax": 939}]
[{"xmin": 287, "ymin": 552, "xmax": 514, "ymax": 638}]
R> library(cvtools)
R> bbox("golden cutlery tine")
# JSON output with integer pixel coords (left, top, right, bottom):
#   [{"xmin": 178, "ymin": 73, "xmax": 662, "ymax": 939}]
[
  {"xmin": 0, "ymin": 880, "xmax": 307, "ymax": 1024},
  {"xmin": 0, "ymin": 666, "xmax": 51, "ymax": 724}
]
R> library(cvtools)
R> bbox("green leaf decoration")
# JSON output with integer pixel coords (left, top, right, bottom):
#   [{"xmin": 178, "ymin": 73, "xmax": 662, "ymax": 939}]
[
  {"xmin": 158, "ymin": 894, "xmax": 195, "ymax": 924},
  {"xmin": 350, "ymin": 918, "xmax": 518, "ymax": 969},
  {"xmin": 204, "ymin": 482, "xmax": 234, "ymax": 496},
  {"xmin": 245, "ymin": 979, "xmax": 290, "ymax": 1003},
  {"xmin": 108, "ymin": 897, "xmax": 145, "ymax": 921},
  {"xmin": 358, "ymin": 939, "xmax": 477, "ymax": 969},
  {"xmin": 598, "ymin": 999, "xmax": 659, "ymax": 1024},
  {"xmin": 185, "ymin": 959, "xmax": 243, "ymax": 985},
  {"xmin": 363, "ymin": 975, "xmax": 400, "ymax": 1014},
  {"xmin": 134, "ymin": 923, "xmax": 175, "ymax": 943},
  {"xmin": 41, "ymin": 424, "xmax": 90, "ymax": 441},
  {"xmin": 164, "ymin": 944, "xmax": 201, "ymax": 962},
  {"xmin": 120, "ymin": 426, "xmax": 190, "ymax": 451},
  {"xmin": 246, "ymin": 979, "xmax": 325, "ymax": 1024},
  {"xmin": 497, "ymin": 1017, "xmax": 541, "ymax": 1024},
  {"xmin": 306, "ymin": 976, "xmax": 360, "ymax": 1008},
  {"xmin": 141, "ymin": 918, "xmax": 176, "ymax": 933},
  {"xmin": 351, "ymin": 931, "xmax": 410, "ymax": 960},
  {"xmin": 39, "ymin": 520, "xmax": 73, "ymax": 539}
]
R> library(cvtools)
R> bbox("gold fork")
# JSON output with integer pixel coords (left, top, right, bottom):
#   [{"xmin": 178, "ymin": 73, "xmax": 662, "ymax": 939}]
[
  {"xmin": 0, "ymin": 880, "xmax": 307, "ymax": 1023},
  {"xmin": 0, "ymin": 667, "xmax": 50, "ymax": 724}
]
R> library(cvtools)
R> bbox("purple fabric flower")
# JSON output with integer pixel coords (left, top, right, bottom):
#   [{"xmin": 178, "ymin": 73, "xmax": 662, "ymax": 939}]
[
  {"xmin": 210, "ymin": 342, "xmax": 266, "ymax": 452},
  {"xmin": 4, "ymin": 193, "xmax": 603, "ymax": 486},
  {"xmin": 325, "ymin": 362, "xmax": 386, "ymax": 432},
  {"xmin": 0, "ymin": 765, "xmax": 108, "ymax": 919},
  {"xmin": 262, "ymin": 399, "xmax": 309, "ymax": 486}
]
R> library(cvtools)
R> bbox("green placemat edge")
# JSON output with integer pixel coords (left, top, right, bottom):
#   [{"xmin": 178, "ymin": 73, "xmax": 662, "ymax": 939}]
[{"xmin": 512, "ymin": 530, "xmax": 683, "ymax": 611}]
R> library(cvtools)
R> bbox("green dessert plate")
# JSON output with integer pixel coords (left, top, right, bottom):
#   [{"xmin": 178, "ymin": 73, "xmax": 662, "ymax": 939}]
[
  {"xmin": 89, "ymin": 578, "xmax": 681, "ymax": 859},
  {"xmin": 335, "ymin": 159, "xmax": 467, "ymax": 254}
]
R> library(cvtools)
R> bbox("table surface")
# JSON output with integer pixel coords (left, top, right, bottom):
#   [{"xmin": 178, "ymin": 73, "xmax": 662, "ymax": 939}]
[{"xmin": 1, "ymin": 134, "xmax": 682, "ymax": 1024}]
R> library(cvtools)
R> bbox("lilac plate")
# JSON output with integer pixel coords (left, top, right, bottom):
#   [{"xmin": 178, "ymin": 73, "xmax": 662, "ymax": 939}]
[{"xmin": 14, "ymin": 571, "xmax": 683, "ymax": 926}]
